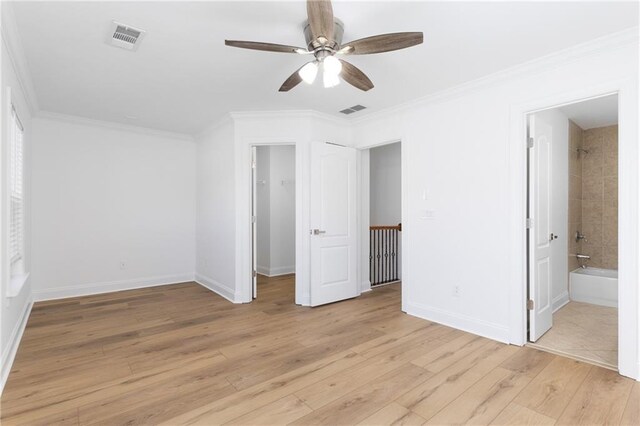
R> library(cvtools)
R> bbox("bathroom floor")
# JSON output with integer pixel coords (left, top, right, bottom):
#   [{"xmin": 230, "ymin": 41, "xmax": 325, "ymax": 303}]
[{"xmin": 529, "ymin": 301, "xmax": 618, "ymax": 370}]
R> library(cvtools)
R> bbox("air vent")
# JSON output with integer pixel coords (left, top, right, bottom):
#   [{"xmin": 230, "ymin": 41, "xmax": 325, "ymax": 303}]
[
  {"xmin": 339, "ymin": 105, "xmax": 367, "ymax": 115},
  {"xmin": 108, "ymin": 21, "xmax": 146, "ymax": 51}
]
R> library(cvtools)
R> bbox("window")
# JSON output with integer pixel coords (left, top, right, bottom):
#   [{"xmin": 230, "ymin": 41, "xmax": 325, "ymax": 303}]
[{"xmin": 9, "ymin": 106, "xmax": 24, "ymax": 266}]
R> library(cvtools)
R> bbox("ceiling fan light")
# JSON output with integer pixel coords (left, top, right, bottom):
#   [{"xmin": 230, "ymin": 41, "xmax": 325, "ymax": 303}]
[
  {"xmin": 323, "ymin": 56, "xmax": 342, "ymax": 76},
  {"xmin": 323, "ymin": 71, "xmax": 340, "ymax": 88},
  {"xmin": 299, "ymin": 62, "xmax": 318, "ymax": 84}
]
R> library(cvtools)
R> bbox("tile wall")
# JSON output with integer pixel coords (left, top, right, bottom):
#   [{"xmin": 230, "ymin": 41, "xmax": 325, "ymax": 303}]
[{"xmin": 569, "ymin": 123, "xmax": 618, "ymax": 271}]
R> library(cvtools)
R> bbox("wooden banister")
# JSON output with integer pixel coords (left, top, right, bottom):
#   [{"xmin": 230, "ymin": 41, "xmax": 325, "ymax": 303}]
[{"xmin": 369, "ymin": 223, "xmax": 402, "ymax": 231}]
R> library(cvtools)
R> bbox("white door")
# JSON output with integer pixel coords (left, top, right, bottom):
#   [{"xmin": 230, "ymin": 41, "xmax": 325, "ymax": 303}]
[
  {"xmin": 309, "ymin": 142, "xmax": 358, "ymax": 306},
  {"xmin": 528, "ymin": 115, "xmax": 553, "ymax": 341},
  {"xmin": 251, "ymin": 147, "xmax": 258, "ymax": 299}
]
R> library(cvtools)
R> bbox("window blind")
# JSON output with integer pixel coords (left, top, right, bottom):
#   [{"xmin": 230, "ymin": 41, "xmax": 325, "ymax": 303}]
[{"xmin": 9, "ymin": 107, "xmax": 24, "ymax": 265}]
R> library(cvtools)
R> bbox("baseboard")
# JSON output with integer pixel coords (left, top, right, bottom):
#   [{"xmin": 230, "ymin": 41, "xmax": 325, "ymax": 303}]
[
  {"xmin": 552, "ymin": 291, "xmax": 570, "ymax": 313},
  {"xmin": 1, "ymin": 298, "xmax": 33, "ymax": 395},
  {"xmin": 194, "ymin": 273, "xmax": 237, "ymax": 303},
  {"xmin": 361, "ymin": 280, "xmax": 372, "ymax": 293},
  {"xmin": 32, "ymin": 273, "xmax": 195, "ymax": 302},
  {"xmin": 257, "ymin": 265, "xmax": 295, "ymax": 277},
  {"xmin": 406, "ymin": 302, "xmax": 510, "ymax": 344}
]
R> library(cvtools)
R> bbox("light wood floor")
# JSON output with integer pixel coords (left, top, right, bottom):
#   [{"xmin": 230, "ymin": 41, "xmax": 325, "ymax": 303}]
[
  {"xmin": 530, "ymin": 301, "xmax": 618, "ymax": 370},
  {"xmin": 1, "ymin": 275, "xmax": 638, "ymax": 425}
]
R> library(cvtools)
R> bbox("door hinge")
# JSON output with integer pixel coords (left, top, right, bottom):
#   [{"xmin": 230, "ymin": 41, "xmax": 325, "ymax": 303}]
[
  {"xmin": 528, "ymin": 137, "xmax": 534, "ymax": 148},
  {"xmin": 527, "ymin": 299, "xmax": 534, "ymax": 310},
  {"xmin": 253, "ymin": 270, "xmax": 257, "ymax": 278},
  {"xmin": 251, "ymin": 215, "xmax": 256, "ymax": 223},
  {"xmin": 526, "ymin": 218, "xmax": 532, "ymax": 229},
  {"xmin": 251, "ymin": 160, "xmax": 256, "ymax": 169}
]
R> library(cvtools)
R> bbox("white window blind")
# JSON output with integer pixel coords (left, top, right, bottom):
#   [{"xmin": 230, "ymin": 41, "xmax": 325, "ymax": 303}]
[{"xmin": 9, "ymin": 106, "xmax": 24, "ymax": 265}]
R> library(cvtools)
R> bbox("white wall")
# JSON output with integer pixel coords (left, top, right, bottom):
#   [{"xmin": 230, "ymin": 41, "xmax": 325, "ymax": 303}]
[
  {"xmin": 370, "ymin": 142, "xmax": 401, "ymax": 226},
  {"xmin": 534, "ymin": 109, "xmax": 569, "ymax": 312},
  {"xmin": 195, "ymin": 118, "xmax": 236, "ymax": 301},
  {"xmin": 1, "ymin": 5, "xmax": 35, "ymax": 390},
  {"xmin": 256, "ymin": 145, "xmax": 295, "ymax": 277},
  {"xmin": 351, "ymin": 30, "xmax": 639, "ymax": 379},
  {"xmin": 268, "ymin": 146, "xmax": 296, "ymax": 275},
  {"xmin": 30, "ymin": 117, "xmax": 196, "ymax": 300}
]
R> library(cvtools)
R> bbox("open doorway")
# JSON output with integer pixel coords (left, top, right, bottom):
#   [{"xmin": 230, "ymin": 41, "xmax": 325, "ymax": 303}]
[
  {"xmin": 362, "ymin": 142, "xmax": 402, "ymax": 302},
  {"xmin": 251, "ymin": 145, "xmax": 296, "ymax": 303},
  {"xmin": 526, "ymin": 94, "xmax": 619, "ymax": 370}
]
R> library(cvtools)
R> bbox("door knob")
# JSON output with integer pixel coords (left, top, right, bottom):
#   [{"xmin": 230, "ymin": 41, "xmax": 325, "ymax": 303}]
[
  {"xmin": 549, "ymin": 233, "xmax": 558, "ymax": 241},
  {"xmin": 311, "ymin": 229, "xmax": 326, "ymax": 235}
]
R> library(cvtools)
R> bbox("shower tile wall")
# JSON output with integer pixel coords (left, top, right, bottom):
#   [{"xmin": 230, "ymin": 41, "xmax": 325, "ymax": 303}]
[
  {"xmin": 568, "ymin": 120, "xmax": 583, "ymax": 272},
  {"xmin": 581, "ymin": 125, "xmax": 618, "ymax": 269}
]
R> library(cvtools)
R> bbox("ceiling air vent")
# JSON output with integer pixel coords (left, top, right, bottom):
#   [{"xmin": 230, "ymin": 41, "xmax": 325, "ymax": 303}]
[
  {"xmin": 108, "ymin": 21, "xmax": 146, "ymax": 51},
  {"xmin": 339, "ymin": 105, "xmax": 367, "ymax": 115}
]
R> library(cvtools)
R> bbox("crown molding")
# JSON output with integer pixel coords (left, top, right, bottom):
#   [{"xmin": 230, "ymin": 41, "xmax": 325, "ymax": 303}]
[
  {"xmin": 36, "ymin": 111, "xmax": 195, "ymax": 142},
  {"xmin": 308, "ymin": 110, "xmax": 352, "ymax": 127},
  {"xmin": 1, "ymin": 2, "xmax": 40, "ymax": 115},
  {"xmin": 195, "ymin": 113, "xmax": 233, "ymax": 140},
  {"xmin": 229, "ymin": 109, "xmax": 315, "ymax": 121},
  {"xmin": 351, "ymin": 26, "xmax": 639, "ymax": 126},
  {"xmin": 228, "ymin": 109, "xmax": 350, "ymax": 126}
]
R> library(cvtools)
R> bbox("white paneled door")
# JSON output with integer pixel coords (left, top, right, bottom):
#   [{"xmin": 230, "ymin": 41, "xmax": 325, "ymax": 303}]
[
  {"xmin": 309, "ymin": 142, "xmax": 358, "ymax": 306},
  {"xmin": 528, "ymin": 115, "xmax": 553, "ymax": 341}
]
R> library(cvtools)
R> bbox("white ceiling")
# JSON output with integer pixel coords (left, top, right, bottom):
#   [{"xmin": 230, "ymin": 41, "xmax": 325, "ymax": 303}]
[
  {"xmin": 559, "ymin": 94, "xmax": 619, "ymax": 130},
  {"xmin": 10, "ymin": 1, "xmax": 639, "ymax": 135}
]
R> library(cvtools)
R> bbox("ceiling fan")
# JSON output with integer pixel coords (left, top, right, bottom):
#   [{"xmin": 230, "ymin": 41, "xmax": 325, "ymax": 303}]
[{"xmin": 225, "ymin": 0, "xmax": 423, "ymax": 92}]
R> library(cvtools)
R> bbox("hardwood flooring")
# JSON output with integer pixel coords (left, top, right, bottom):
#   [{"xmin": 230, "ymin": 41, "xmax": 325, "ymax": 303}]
[{"xmin": 1, "ymin": 274, "xmax": 638, "ymax": 425}]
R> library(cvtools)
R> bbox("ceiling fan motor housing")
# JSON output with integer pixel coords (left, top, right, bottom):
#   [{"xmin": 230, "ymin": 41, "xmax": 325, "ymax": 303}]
[{"xmin": 304, "ymin": 18, "xmax": 344, "ymax": 51}]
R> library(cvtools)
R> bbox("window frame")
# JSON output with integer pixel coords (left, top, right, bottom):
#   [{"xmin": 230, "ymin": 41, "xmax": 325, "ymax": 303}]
[{"xmin": 9, "ymin": 105, "xmax": 25, "ymax": 267}]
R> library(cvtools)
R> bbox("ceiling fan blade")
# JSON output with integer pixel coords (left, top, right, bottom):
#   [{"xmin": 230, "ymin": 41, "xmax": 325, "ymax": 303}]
[
  {"xmin": 339, "ymin": 60, "xmax": 374, "ymax": 92},
  {"xmin": 307, "ymin": 0, "xmax": 334, "ymax": 43},
  {"xmin": 279, "ymin": 65, "xmax": 306, "ymax": 92},
  {"xmin": 339, "ymin": 32, "xmax": 423, "ymax": 55},
  {"xmin": 225, "ymin": 40, "xmax": 309, "ymax": 54}
]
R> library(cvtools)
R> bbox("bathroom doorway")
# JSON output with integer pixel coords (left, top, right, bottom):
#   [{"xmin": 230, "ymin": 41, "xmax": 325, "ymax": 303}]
[{"xmin": 526, "ymin": 94, "xmax": 619, "ymax": 370}]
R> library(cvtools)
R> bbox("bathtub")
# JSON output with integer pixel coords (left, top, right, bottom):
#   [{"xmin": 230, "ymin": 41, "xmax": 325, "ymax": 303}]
[{"xmin": 570, "ymin": 267, "xmax": 618, "ymax": 308}]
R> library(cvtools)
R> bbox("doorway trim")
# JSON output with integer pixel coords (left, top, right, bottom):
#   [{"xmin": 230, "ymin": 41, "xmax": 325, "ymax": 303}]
[{"xmin": 509, "ymin": 80, "xmax": 638, "ymax": 379}]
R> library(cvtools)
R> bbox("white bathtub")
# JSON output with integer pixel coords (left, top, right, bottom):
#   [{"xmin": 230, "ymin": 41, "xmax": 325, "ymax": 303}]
[{"xmin": 570, "ymin": 267, "xmax": 618, "ymax": 308}]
